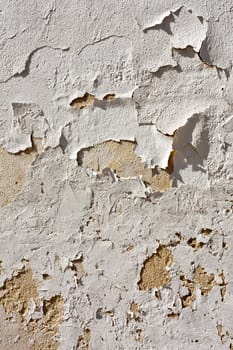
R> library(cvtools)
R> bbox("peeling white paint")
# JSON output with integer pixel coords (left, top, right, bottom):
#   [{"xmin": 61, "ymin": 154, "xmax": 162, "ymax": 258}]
[{"xmin": 0, "ymin": 1, "xmax": 233, "ymax": 350}]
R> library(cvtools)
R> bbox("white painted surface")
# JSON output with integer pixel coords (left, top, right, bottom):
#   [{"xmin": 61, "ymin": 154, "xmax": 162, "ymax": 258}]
[{"xmin": 0, "ymin": 1, "xmax": 233, "ymax": 349}]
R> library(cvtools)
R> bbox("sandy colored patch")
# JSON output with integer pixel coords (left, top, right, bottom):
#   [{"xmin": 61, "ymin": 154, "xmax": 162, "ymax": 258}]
[
  {"xmin": 194, "ymin": 266, "xmax": 215, "ymax": 296},
  {"xmin": 138, "ymin": 245, "xmax": 173, "ymax": 290},
  {"xmin": 180, "ymin": 266, "xmax": 215, "ymax": 307},
  {"xmin": 77, "ymin": 140, "xmax": 172, "ymax": 192},
  {"xmin": 77, "ymin": 328, "xmax": 91, "ymax": 350},
  {"xmin": 0, "ymin": 138, "xmax": 42, "ymax": 208},
  {"xmin": 180, "ymin": 275, "xmax": 195, "ymax": 308},
  {"xmin": 70, "ymin": 92, "xmax": 116, "ymax": 109},
  {"xmin": 130, "ymin": 301, "xmax": 139, "ymax": 313},
  {"xmin": 70, "ymin": 93, "xmax": 95, "ymax": 109},
  {"xmin": 0, "ymin": 266, "xmax": 63, "ymax": 350},
  {"xmin": 28, "ymin": 295, "xmax": 63, "ymax": 350},
  {"xmin": 0, "ymin": 267, "xmax": 40, "ymax": 320}
]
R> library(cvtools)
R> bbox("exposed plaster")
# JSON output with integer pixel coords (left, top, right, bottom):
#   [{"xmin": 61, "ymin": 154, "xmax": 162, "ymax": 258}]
[
  {"xmin": 138, "ymin": 245, "xmax": 173, "ymax": 290},
  {"xmin": 0, "ymin": 1, "xmax": 233, "ymax": 349},
  {"xmin": 0, "ymin": 265, "xmax": 63, "ymax": 350},
  {"xmin": 77, "ymin": 140, "xmax": 173, "ymax": 192},
  {"xmin": 0, "ymin": 138, "xmax": 42, "ymax": 207}
]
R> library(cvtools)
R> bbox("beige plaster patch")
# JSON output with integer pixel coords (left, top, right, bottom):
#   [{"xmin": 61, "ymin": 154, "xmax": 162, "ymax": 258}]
[
  {"xmin": 130, "ymin": 301, "xmax": 139, "ymax": 313},
  {"xmin": 180, "ymin": 266, "xmax": 215, "ymax": 307},
  {"xmin": 138, "ymin": 245, "xmax": 173, "ymax": 290},
  {"xmin": 77, "ymin": 140, "xmax": 172, "ymax": 192},
  {"xmin": 0, "ymin": 266, "xmax": 63, "ymax": 349},
  {"xmin": 28, "ymin": 295, "xmax": 63, "ymax": 350},
  {"xmin": 194, "ymin": 266, "xmax": 215, "ymax": 296},
  {"xmin": 70, "ymin": 93, "xmax": 95, "ymax": 109},
  {"xmin": 0, "ymin": 267, "xmax": 40, "ymax": 320},
  {"xmin": 77, "ymin": 328, "xmax": 91, "ymax": 350},
  {"xmin": 0, "ymin": 138, "xmax": 42, "ymax": 208}
]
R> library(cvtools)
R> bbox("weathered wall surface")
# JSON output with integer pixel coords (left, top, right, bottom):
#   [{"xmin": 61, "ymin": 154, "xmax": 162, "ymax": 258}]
[{"xmin": 0, "ymin": 1, "xmax": 233, "ymax": 349}]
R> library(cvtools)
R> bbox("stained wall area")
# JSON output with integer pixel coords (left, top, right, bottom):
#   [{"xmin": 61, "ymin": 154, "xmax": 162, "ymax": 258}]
[{"xmin": 0, "ymin": 1, "xmax": 233, "ymax": 349}]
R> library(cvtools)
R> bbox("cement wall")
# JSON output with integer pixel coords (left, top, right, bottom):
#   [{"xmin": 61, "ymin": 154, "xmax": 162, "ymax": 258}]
[{"xmin": 0, "ymin": 1, "xmax": 233, "ymax": 349}]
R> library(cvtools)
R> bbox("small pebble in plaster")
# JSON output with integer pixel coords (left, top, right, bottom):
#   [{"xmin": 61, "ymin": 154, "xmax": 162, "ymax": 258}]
[
  {"xmin": 138, "ymin": 245, "xmax": 173, "ymax": 290},
  {"xmin": 77, "ymin": 328, "xmax": 91, "ymax": 350},
  {"xmin": 0, "ymin": 138, "xmax": 42, "ymax": 208},
  {"xmin": 77, "ymin": 140, "xmax": 172, "ymax": 192}
]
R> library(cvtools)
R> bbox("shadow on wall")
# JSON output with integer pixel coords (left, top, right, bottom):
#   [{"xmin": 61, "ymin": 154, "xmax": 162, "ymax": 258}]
[{"xmin": 172, "ymin": 113, "xmax": 210, "ymax": 185}]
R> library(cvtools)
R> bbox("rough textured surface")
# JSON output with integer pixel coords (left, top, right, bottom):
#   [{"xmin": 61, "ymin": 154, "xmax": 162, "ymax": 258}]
[
  {"xmin": 138, "ymin": 245, "xmax": 173, "ymax": 290},
  {"xmin": 0, "ymin": 1, "xmax": 233, "ymax": 349},
  {"xmin": 77, "ymin": 140, "xmax": 172, "ymax": 192}
]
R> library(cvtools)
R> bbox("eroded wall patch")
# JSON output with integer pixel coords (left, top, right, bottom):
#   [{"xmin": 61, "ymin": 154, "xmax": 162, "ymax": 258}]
[
  {"xmin": 138, "ymin": 245, "xmax": 173, "ymax": 290},
  {"xmin": 77, "ymin": 140, "xmax": 172, "ymax": 192}
]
